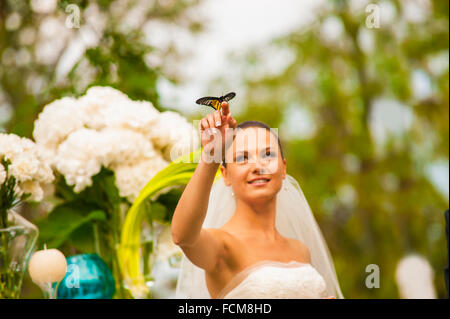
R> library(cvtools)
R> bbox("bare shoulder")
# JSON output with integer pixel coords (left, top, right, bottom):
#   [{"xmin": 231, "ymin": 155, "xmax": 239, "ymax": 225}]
[
  {"xmin": 204, "ymin": 227, "xmax": 234, "ymax": 242},
  {"xmin": 179, "ymin": 228, "xmax": 233, "ymax": 273},
  {"xmin": 286, "ymin": 238, "xmax": 311, "ymax": 263},
  {"xmin": 202, "ymin": 228, "xmax": 236, "ymax": 253},
  {"xmin": 202, "ymin": 228, "xmax": 238, "ymax": 271}
]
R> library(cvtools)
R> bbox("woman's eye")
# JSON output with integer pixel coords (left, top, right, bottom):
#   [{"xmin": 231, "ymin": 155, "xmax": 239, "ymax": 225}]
[
  {"xmin": 263, "ymin": 151, "xmax": 276, "ymax": 158},
  {"xmin": 236, "ymin": 155, "xmax": 247, "ymax": 163}
]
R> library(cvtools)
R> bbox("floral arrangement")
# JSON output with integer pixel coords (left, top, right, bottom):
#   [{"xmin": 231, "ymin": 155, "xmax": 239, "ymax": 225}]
[
  {"xmin": 0, "ymin": 133, "xmax": 54, "ymax": 221},
  {"xmin": 31, "ymin": 86, "xmax": 200, "ymax": 298},
  {"xmin": 0, "ymin": 86, "xmax": 201, "ymax": 298},
  {"xmin": 118, "ymin": 148, "xmax": 222, "ymax": 298},
  {"xmin": 0, "ymin": 133, "xmax": 54, "ymax": 298},
  {"xmin": 33, "ymin": 86, "xmax": 199, "ymax": 201}
]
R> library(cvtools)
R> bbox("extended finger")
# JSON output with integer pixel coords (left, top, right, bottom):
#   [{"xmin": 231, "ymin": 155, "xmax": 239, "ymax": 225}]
[
  {"xmin": 207, "ymin": 113, "xmax": 216, "ymax": 129},
  {"xmin": 226, "ymin": 114, "xmax": 237, "ymax": 129},
  {"xmin": 214, "ymin": 110, "xmax": 221, "ymax": 127},
  {"xmin": 230, "ymin": 116, "xmax": 237, "ymax": 129},
  {"xmin": 200, "ymin": 118, "xmax": 209, "ymax": 130},
  {"xmin": 221, "ymin": 102, "xmax": 229, "ymax": 116}
]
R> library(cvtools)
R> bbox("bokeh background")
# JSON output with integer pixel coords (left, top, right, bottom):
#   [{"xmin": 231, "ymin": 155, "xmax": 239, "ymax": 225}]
[{"xmin": 0, "ymin": 0, "xmax": 448, "ymax": 298}]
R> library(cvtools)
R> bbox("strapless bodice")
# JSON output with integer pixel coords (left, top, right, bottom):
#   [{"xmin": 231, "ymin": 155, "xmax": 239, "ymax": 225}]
[{"xmin": 217, "ymin": 261, "xmax": 328, "ymax": 299}]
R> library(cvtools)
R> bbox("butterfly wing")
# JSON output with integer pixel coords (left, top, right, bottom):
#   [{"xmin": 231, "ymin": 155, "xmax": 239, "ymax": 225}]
[
  {"xmin": 210, "ymin": 99, "xmax": 221, "ymax": 110},
  {"xmin": 222, "ymin": 92, "xmax": 236, "ymax": 102},
  {"xmin": 196, "ymin": 92, "xmax": 235, "ymax": 111},
  {"xmin": 196, "ymin": 96, "xmax": 221, "ymax": 110}
]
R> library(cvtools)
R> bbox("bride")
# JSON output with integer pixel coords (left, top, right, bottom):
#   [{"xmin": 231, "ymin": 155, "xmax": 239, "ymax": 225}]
[{"xmin": 171, "ymin": 101, "xmax": 343, "ymax": 299}]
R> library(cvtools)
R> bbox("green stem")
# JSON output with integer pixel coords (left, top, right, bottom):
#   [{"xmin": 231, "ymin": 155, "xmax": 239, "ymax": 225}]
[
  {"xmin": 0, "ymin": 234, "xmax": 10, "ymax": 297},
  {"xmin": 110, "ymin": 203, "xmax": 126, "ymax": 298},
  {"xmin": 93, "ymin": 223, "xmax": 101, "ymax": 256},
  {"xmin": 0, "ymin": 213, "xmax": 17, "ymax": 298},
  {"xmin": 1, "ymin": 214, "xmax": 9, "ymax": 298},
  {"xmin": 1, "ymin": 208, "xmax": 7, "ymax": 230}
]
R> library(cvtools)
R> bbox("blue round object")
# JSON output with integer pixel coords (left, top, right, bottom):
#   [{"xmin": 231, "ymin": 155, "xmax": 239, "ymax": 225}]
[{"xmin": 55, "ymin": 254, "xmax": 115, "ymax": 299}]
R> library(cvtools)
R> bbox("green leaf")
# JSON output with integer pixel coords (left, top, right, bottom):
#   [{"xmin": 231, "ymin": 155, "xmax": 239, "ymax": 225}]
[
  {"xmin": 97, "ymin": 169, "xmax": 122, "ymax": 208},
  {"xmin": 56, "ymin": 167, "xmax": 124, "ymax": 216},
  {"xmin": 151, "ymin": 187, "xmax": 184, "ymax": 224},
  {"xmin": 54, "ymin": 174, "xmax": 78, "ymax": 202},
  {"xmin": 37, "ymin": 205, "xmax": 107, "ymax": 249},
  {"xmin": 68, "ymin": 223, "xmax": 97, "ymax": 254},
  {"xmin": 146, "ymin": 201, "xmax": 167, "ymax": 224}
]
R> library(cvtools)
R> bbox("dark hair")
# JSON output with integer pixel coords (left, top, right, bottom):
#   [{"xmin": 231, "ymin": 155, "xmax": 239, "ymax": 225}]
[{"xmin": 221, "ymin": 120, "xmax": 285, "ymax": 167}]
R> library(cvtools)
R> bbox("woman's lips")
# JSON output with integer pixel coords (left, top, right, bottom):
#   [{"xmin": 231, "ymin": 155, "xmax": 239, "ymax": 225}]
[{"xmin": 248, "ymin": 179, "xmax": 270, "ymax": 186}]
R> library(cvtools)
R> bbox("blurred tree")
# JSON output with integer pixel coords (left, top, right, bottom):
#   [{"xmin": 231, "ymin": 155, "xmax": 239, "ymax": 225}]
[
  {"xmin": 0, "ymin": 0, "xmax": 205, "ymax": 298},
  {"xmin": 0, "ymin": 0, "xmax": 204, "ymax": 136},
  {"xmin": 1, "ymin": 0, "xmax": 448, "ymax": 299},
  {"xmin": 229, "ymin": 0, "xmax": 449, "ymax": 298}
]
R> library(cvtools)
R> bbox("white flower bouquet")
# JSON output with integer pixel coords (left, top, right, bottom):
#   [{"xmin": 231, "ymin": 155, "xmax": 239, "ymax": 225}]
[
  {"xmin": 0, "ymin": 133, "xmax": 54, "ymax": 298},
  {"xmin": 0, "ymin": 133, "xmax": 54, "ymax": 219},
  {"xmin": 32, "ymin": 86, "xmax": 200, "ymax": 298},
  {"xmin": 33, "ymin": 86, "xmax": 199, "ymax": 201}
]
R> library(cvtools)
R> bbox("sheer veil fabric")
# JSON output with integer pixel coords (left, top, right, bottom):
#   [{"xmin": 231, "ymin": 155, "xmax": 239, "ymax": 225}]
[{"xmin": 175, "ymin": 174, "xmax": 344, "ymax": 299}]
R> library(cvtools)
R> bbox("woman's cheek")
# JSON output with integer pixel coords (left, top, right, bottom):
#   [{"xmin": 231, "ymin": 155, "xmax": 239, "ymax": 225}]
[{"xmin": 265, "ymin": 160, "xmax": 280, "ymax": 174}]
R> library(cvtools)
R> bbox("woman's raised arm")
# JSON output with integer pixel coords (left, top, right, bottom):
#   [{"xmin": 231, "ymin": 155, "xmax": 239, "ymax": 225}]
[{"xmin": 171, "ymin": 102, "xmax": 236, "ymax": 271}]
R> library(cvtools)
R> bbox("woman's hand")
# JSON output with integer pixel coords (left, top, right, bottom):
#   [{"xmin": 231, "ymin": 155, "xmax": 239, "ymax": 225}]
[
  {"xmin": 199, "ymin": 101, "xmax": 237, "ymax": 163},
  {"xmin": 171, "ymin": 101, "xmax": 236, "ymax": 270}
]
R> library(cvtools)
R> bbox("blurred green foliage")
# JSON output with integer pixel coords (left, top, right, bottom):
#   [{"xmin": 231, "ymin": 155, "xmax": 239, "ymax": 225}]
[
  {"xmin": 227, "ymin": 0, "xmax": 449, "ymax": 298},
  {"xmin": 0, "ymin": 0, "xmax": 203, "ymax": 136},
  {"xmin": 0, "ymin": 0, "xmax": 204, "ymax": 298},
  {"xmin": 0, "ymin": 0, "xmax": 448, "ymax": 299}
]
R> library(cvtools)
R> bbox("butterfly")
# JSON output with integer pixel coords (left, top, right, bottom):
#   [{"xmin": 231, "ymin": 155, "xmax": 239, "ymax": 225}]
[{"xmin": 195, "ymin": 92, "xmax": 236, "ymax": 111}]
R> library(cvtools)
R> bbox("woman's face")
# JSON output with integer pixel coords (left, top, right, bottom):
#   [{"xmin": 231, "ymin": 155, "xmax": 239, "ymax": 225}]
[{"xmin": 220, "ymin": 127, "xmax": 286, "ymax": 202}]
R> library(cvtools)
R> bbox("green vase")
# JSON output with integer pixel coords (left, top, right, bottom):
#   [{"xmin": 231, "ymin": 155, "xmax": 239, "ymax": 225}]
[{"xmin": 0, "ymin": 210, "xmax": 39, "ymax": 299}]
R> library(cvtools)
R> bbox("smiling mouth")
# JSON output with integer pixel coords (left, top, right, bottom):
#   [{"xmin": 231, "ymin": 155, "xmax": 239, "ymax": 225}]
[{"xmin": 248, "ymin": 178, "xmax": 271, "ymax": 185}]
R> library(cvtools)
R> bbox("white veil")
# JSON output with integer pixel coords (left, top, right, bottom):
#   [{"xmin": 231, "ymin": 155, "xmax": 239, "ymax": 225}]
[{"xmin": 175, "ymin": 174, "xmax": 344, "ymax": 299}]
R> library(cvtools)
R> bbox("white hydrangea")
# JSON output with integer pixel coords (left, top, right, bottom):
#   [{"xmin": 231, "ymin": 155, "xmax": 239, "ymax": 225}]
[
  {"xmin": 10, "ymin": 153, "xmax": 40, "ymax": 182},
  {"xmin": 33, "ymin": 97, "xmax": 84, "ymax": 157},
  {"xmin": 33, "ymin": 86, "xmax": 198, "ymax": 200},
  {"xmin": 113, "ymin": 154, "xmax": 169, "ymax": 202},
  {"xmin": 77, "ymin": 86, "xmax": 133, "ymax": 130},
  {"xmin": 79, "ymin": 86, "xmax": 160, "ymax": 136},
  {"xmin": 149, "ymin": 111, "xmax": 200, "ymax": 161},
  {"xmin": 0, "ymin": 133, "xmax": 55, "ymax": 201},
  {"xmin": 99, "ymin": 128, "xmax": 158, "ymax": 166},
  {"xmin": 163, "ymin": 128, "xmax": 200, "ymax": 162},
  {"xmin": 0, "ymin": 132, "xmax": 34, "ymax": 159},
  {"xmin": 55, "ymin": 128, "xmax": 104, "ymax": 192},
  {"xmin": 105, "ymin": 100, "xmax": 160, "ymax": 138},
  {"xmin": 54, "ymin": 127, "xmax": 164, "ymax": 193},
  {"xmin": 19, "ymin": 180, "xmax": 44, "ymax": 202}
]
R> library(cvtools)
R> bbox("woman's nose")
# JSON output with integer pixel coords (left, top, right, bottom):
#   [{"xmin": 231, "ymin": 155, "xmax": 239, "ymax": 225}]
[
  {"xmin": 252, "ymin": 166, "xmax": 265, "ymax": 174},
  {"xmin": 252, "ymin": 157, "xmax": 267, "ymax": 174},
  {"xmin": 253, "ymin": 154, "xmax": 278, "ymax": 174}
]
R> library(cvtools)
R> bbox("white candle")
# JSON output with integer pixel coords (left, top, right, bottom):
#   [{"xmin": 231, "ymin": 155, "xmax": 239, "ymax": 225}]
[{"xmin": 28, "ymin": 248, "xmax": 67, "ymax": 285}]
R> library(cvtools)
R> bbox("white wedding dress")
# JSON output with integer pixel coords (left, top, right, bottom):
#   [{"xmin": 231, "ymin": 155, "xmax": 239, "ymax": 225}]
[
  {"xmin": 175, "ymin": 175, "xmax": 344, "ymax": 299},
  {"xmin": 216, "ymin": 260, "xmax": 328, "ymax": 299}
]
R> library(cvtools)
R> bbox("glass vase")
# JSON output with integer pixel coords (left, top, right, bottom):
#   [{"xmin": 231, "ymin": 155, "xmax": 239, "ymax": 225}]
[
  {"xmin": 0, "ymin": 210, "xmax": 39, "ymax": 299},
  {"xmin": 55, "ymin": 254, "xmax": 115, "ymax": 299}
]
